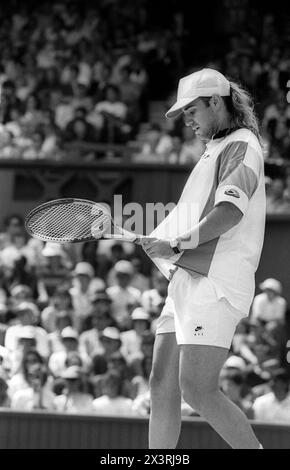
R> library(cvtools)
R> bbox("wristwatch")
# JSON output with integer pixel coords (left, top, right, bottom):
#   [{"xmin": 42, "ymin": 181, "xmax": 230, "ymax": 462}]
[{"xmin": 169, "ymin": 238, "xmax": 181, "ymax": 254}]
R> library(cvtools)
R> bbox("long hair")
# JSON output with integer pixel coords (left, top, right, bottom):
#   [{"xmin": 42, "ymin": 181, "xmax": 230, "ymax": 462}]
[{"xmin": 225, "ymin": 80, "xmax": 262, "ymax": 143}]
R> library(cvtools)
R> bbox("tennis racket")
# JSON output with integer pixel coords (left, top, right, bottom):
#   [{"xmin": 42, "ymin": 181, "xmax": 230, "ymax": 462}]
[{"xmin": 25, "ymin": 198, "xmax": 141, "ymax": 244}]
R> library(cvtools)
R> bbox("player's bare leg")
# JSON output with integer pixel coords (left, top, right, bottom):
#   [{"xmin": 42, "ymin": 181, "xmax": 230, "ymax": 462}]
[
  {"xmin": 149, "ymin": 332, "xmax": 181, "ymax": 448},
  {"xmin": 179, "ymin": 344, "xmax": 260, "ymax": 449}
]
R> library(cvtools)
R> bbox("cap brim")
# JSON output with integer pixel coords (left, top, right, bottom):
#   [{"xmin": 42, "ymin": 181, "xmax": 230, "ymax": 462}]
[{"xmin": 165, "ymin": 96, "xmax": 199, "ymax": 119}]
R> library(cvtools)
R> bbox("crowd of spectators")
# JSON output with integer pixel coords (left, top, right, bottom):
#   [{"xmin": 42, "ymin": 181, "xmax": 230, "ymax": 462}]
[
  {"xmin": 0, "ymin": 212, "xmax": 290, "ymax": 423},
  {"xmin": 0, "ymin": 0, "xmax": 183, "ymax": 161},
  {"xmin": 0, "ymin": 1, "xmax": 288, "ymax": 169}
]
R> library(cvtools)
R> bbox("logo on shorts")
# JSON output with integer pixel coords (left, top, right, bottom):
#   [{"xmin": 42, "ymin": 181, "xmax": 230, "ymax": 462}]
[
  {"xmin": 224, "ymin": 189, "xmax": 240, "ymax": 198},
  {"xmin": 194, "ymin": 325, "xmax": 204, "ymax": 336}
]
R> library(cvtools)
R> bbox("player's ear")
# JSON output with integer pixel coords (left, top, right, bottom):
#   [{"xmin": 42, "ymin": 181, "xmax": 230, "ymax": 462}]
[{"xmin": 210, "ymin": 94, "xmax": 223, "ymax": 110}]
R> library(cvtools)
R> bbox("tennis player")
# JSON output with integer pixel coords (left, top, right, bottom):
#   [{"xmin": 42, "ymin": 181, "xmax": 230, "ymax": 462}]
[{"xmin": 141, "ymin": 68, "xmax": 266, "ymax": 449}]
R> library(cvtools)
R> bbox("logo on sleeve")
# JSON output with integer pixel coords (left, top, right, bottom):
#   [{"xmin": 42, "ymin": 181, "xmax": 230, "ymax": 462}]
[{"xmin": 224, "ymin": 188, "xmax": 240, "ymax": 198}]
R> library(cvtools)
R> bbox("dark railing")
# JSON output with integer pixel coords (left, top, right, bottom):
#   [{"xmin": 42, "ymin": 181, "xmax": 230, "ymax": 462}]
[{"xmin": 0, "ymin": 410, "xmax": 289, "ymax": 449}]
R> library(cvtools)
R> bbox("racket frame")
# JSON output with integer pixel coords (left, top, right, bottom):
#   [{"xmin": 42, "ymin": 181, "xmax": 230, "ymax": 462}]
[{"xmin": 25, "ymin": 198, "xmax": 140, "ymax": 244}]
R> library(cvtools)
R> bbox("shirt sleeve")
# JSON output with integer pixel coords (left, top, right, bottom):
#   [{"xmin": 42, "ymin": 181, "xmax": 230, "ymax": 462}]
[{"xmin": 214, "ymin": 140, "xmax": 261, "ymax": 215}]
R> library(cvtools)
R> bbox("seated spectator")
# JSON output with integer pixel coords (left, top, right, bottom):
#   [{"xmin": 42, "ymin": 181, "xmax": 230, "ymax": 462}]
[
  {"xmin": 93, "ymin": 370, "xmax": 134, "ymax": 416},
  {"xmin": 129, "ymin": 330, "xmax": 154, "ymax": 392},
  {"xmin": 47, "ymin": 311, "xmax": 73, "ymax": 355},
  {"xmin": 79, "ymin": 292, "xmax": 115, "ymax": 358},
  {"xmin": 48, "ymin": 327, "xmax": 90, "ymax": 377},
  {"xmin": 97, "ymin": 240, "xmax": 134, "ymax": 277},
  {"xmin": 7, "ymin": 258, "xmax": 38, "ymax": 299},
  {"xmin": 53, "ymin": 366, "xmax": 94, "ymax": 413},
  {"xmin": 9, "ymin": 326, "xmax": 39, "ymax": 376},
  {"xmin": 179, "ymin": 126, "xmax": 205, "ymax": 165},
  {"xmin": 231, "ymin": 319, "xmax": 259, "ymax": 364},
  {"xmin": 0, "ymin": 128, "xmax": 22, "ymax": 159},
  {"xmin": 8, "ymin": 349, "xmax": 46, "ymax": 398},
  {"xmin": 244, "ymin": 339, "xmax": 278, "ymax": 391},
  {"xmin": 90, "ymin": 62, "xmax": 112, "ymax": 103},
  {"xmin": 41, "ymin": 286, "xmax": 74, "ymax": 333},
  {"xmin": 251, "ymin": 278, "xmax": 287, "ymax": 325},
  {"xmin": 11, "ymin": 363, "xmax": 55, "ymax": 411},
  {"xmin": 139, "ymin": 331, "xmax": 155, "ymax": 362},
  {"xmin": 0, "ymin": 214, "xmax": 25, "ymax": 250},
  {"xmin": 106, "ymin": 260, "xmax": 141, "ymax": 330},
  {"xmin": 55, "ymin": 96, "xmax": 75, "ymax": 130},
  {"xmin": 222, "ymin": 355, "xmax": 247, "ymax": 373},
  {"xmin": 63, "ymin": 116, "xmax": 98, "ymax": 145},
  {"xmin": 21, "ymin": 130, "xmax": 47, "ymax": 160},
  {"xmin": 220, "ymin": 369, "xmax": 254, "ymax": 418},
  {"xmin": 9, "ymin": 284, "xmax": 34, "ymax": 310},
  {"xmin": 114, "ymin": 65, "xmax": 142, "ymax": 129},
  {"xmin": 253, "ymin": 369, "xmax": 290, "ymax": 422},
  {"xmin": 0, "ymin": 80, "xmax": 22, "ymax": 124},
  {"xmin": 5, "ymin": 301, "xmax": 49, "ymax": 359},
  {"xmin": 21, "ymin": 94, "xmax": 46, "ymax": 131},
  {"xmin": 0, "ymin": 306, "xmax": 9, "ymax": 347},
  {"xmin": 283, "ymin": 171, "xmax": 290, "ymax": 201},
  {"xmin": 262, "ymin": 91, "xmax": 290, "ymax": 143},
  {"xmin": 107, "ymin": 351, "xmax": 134, "ymax": 398},
  {"xmin": 121, "ymin": 307, "xmax": 151, "ymax": 362},
  {"xmin": 37, "ymin": 242, "xmax": 71, "ymax": 300},
  {"xmin": 130, "ymin": 354, "xmax": 152, "ymax": 399},
  {"xmin": 249, "ymin": 360, "xmax": 281, "ymax": 401},
  {"xmin": 40, "ymin": 128, "xmax": 66, "ymax": 162},
  {"xmin": 165, "ymin": 134, "xmax": 183, "ymax": 163},
  {"xmin": 70, "ymin": 82, "xmax": 94, "ymax": 113},
  {"xmin": 129, "ymin": 256, "xmax": 150, "ymax": 293},
  {"xmin": 60, "ymin": 64, "xmax": 82, "ymax": 98},
  {"xmin": 69, "ymin": 261, "xmax": 106, "ymax": 331},
  {"xmin": 94, "ymin": 84, "xmax": 130, "ymax": 144},
  {"xmin": 132, "ymin": 389, "xmax": 151, "ymax": 416},
  {"xmin": 91, "ymin": 327, "xmax": 122, "ymax": 375},
  {"xmin": 141, "ymin": 268, "xmax": 168, "ymax": 328},
  {"xmin": 266, "ymin": 178, "xmax": 290, "ymax": 214},
  {"xmin": 65, "ymin": 351, "xmax": 85, "ymax": 370},
  {"xmin": 0, "ymin": 269, "xmax": 8, "ymax": 306},
  {"xmin": 106, "ymin": 244, "xmax": 131, "ymax": 286},
  {"xmin": 0, "ymin": 373, "xmax": 10, "ymax": 408},
  {"xmin": 134, "ymin": 123, "xmax": 173, "ymax": 163}
]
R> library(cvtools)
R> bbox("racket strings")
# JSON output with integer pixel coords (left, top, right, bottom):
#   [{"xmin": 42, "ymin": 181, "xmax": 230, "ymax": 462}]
[{"xmin": 27, "ymin": 202, "xmax": 110, "ymax": 242}]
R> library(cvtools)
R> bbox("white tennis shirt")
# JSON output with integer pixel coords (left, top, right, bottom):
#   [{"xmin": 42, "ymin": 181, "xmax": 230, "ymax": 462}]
[{"xmin": 152, "ymin": 128, "xmax": 266, "ymax": 316}]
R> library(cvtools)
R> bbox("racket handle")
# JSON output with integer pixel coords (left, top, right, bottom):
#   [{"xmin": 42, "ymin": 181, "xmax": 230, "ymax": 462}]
[{"xmin": 103, "ymin": 229, "xmax": 142, "ymax": 244}]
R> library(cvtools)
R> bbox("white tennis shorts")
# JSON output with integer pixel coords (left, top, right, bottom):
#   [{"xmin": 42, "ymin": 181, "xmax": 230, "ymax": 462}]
[{"xmin": 155, "ymin": 268, "xmax": 245, "ymax": 349}]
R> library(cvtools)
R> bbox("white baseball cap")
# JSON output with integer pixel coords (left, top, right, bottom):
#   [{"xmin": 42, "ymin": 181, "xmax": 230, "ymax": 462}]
[
  {"xmin": 61, "ymin": 366, "xmax": 81, "ymax": 379},
  {"xmin": 101, "ymin": 327, "xmax": 121, "ymax": 341},
  {"xmin": 42, "ymin": 242, "xmax": 64, "ymax": 257},
  {"xmin": 114, "ymin": 260, "xmax": 134, "ymax": 275},
  {"xmin": 73, "ymin": 262, "xmax": 95, "ymax": 278},
  {"xmin": 166, "ymin": 68, "xmax": 231, "ymax": 119},
  {"xmin": 61, "ymin": 326, "xmax": 79, "ymax": 340},
  {"xmin": 131, "ymin": 307, "xmax": 150, "ymax": 322},
  {"xmin": 18, "ymin": 325, "xmax": 36, "ymax": 340},
  {"xmin": 224, "ymin": 355, "xmax": 246, "ymax": 371},
  {"xmin": 259, "ymin": 278, "xmax": 282, "ymax": 294}
]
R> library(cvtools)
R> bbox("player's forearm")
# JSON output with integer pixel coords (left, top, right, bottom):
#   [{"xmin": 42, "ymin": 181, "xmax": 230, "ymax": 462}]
[{"xmin": 177, "ymin": 202, "xmax": 243, "ymax": 250}]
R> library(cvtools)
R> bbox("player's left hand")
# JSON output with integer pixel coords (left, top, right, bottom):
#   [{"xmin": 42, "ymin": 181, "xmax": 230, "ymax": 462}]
[{"xmin": 141, "ymin": 237, "xmax": 174, "ymax": 259}]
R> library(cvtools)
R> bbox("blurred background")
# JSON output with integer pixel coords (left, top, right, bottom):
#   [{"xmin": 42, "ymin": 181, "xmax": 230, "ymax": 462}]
[{"xmin": 0, "ymin": 0, "xmax": 290, "ymax": 449}]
